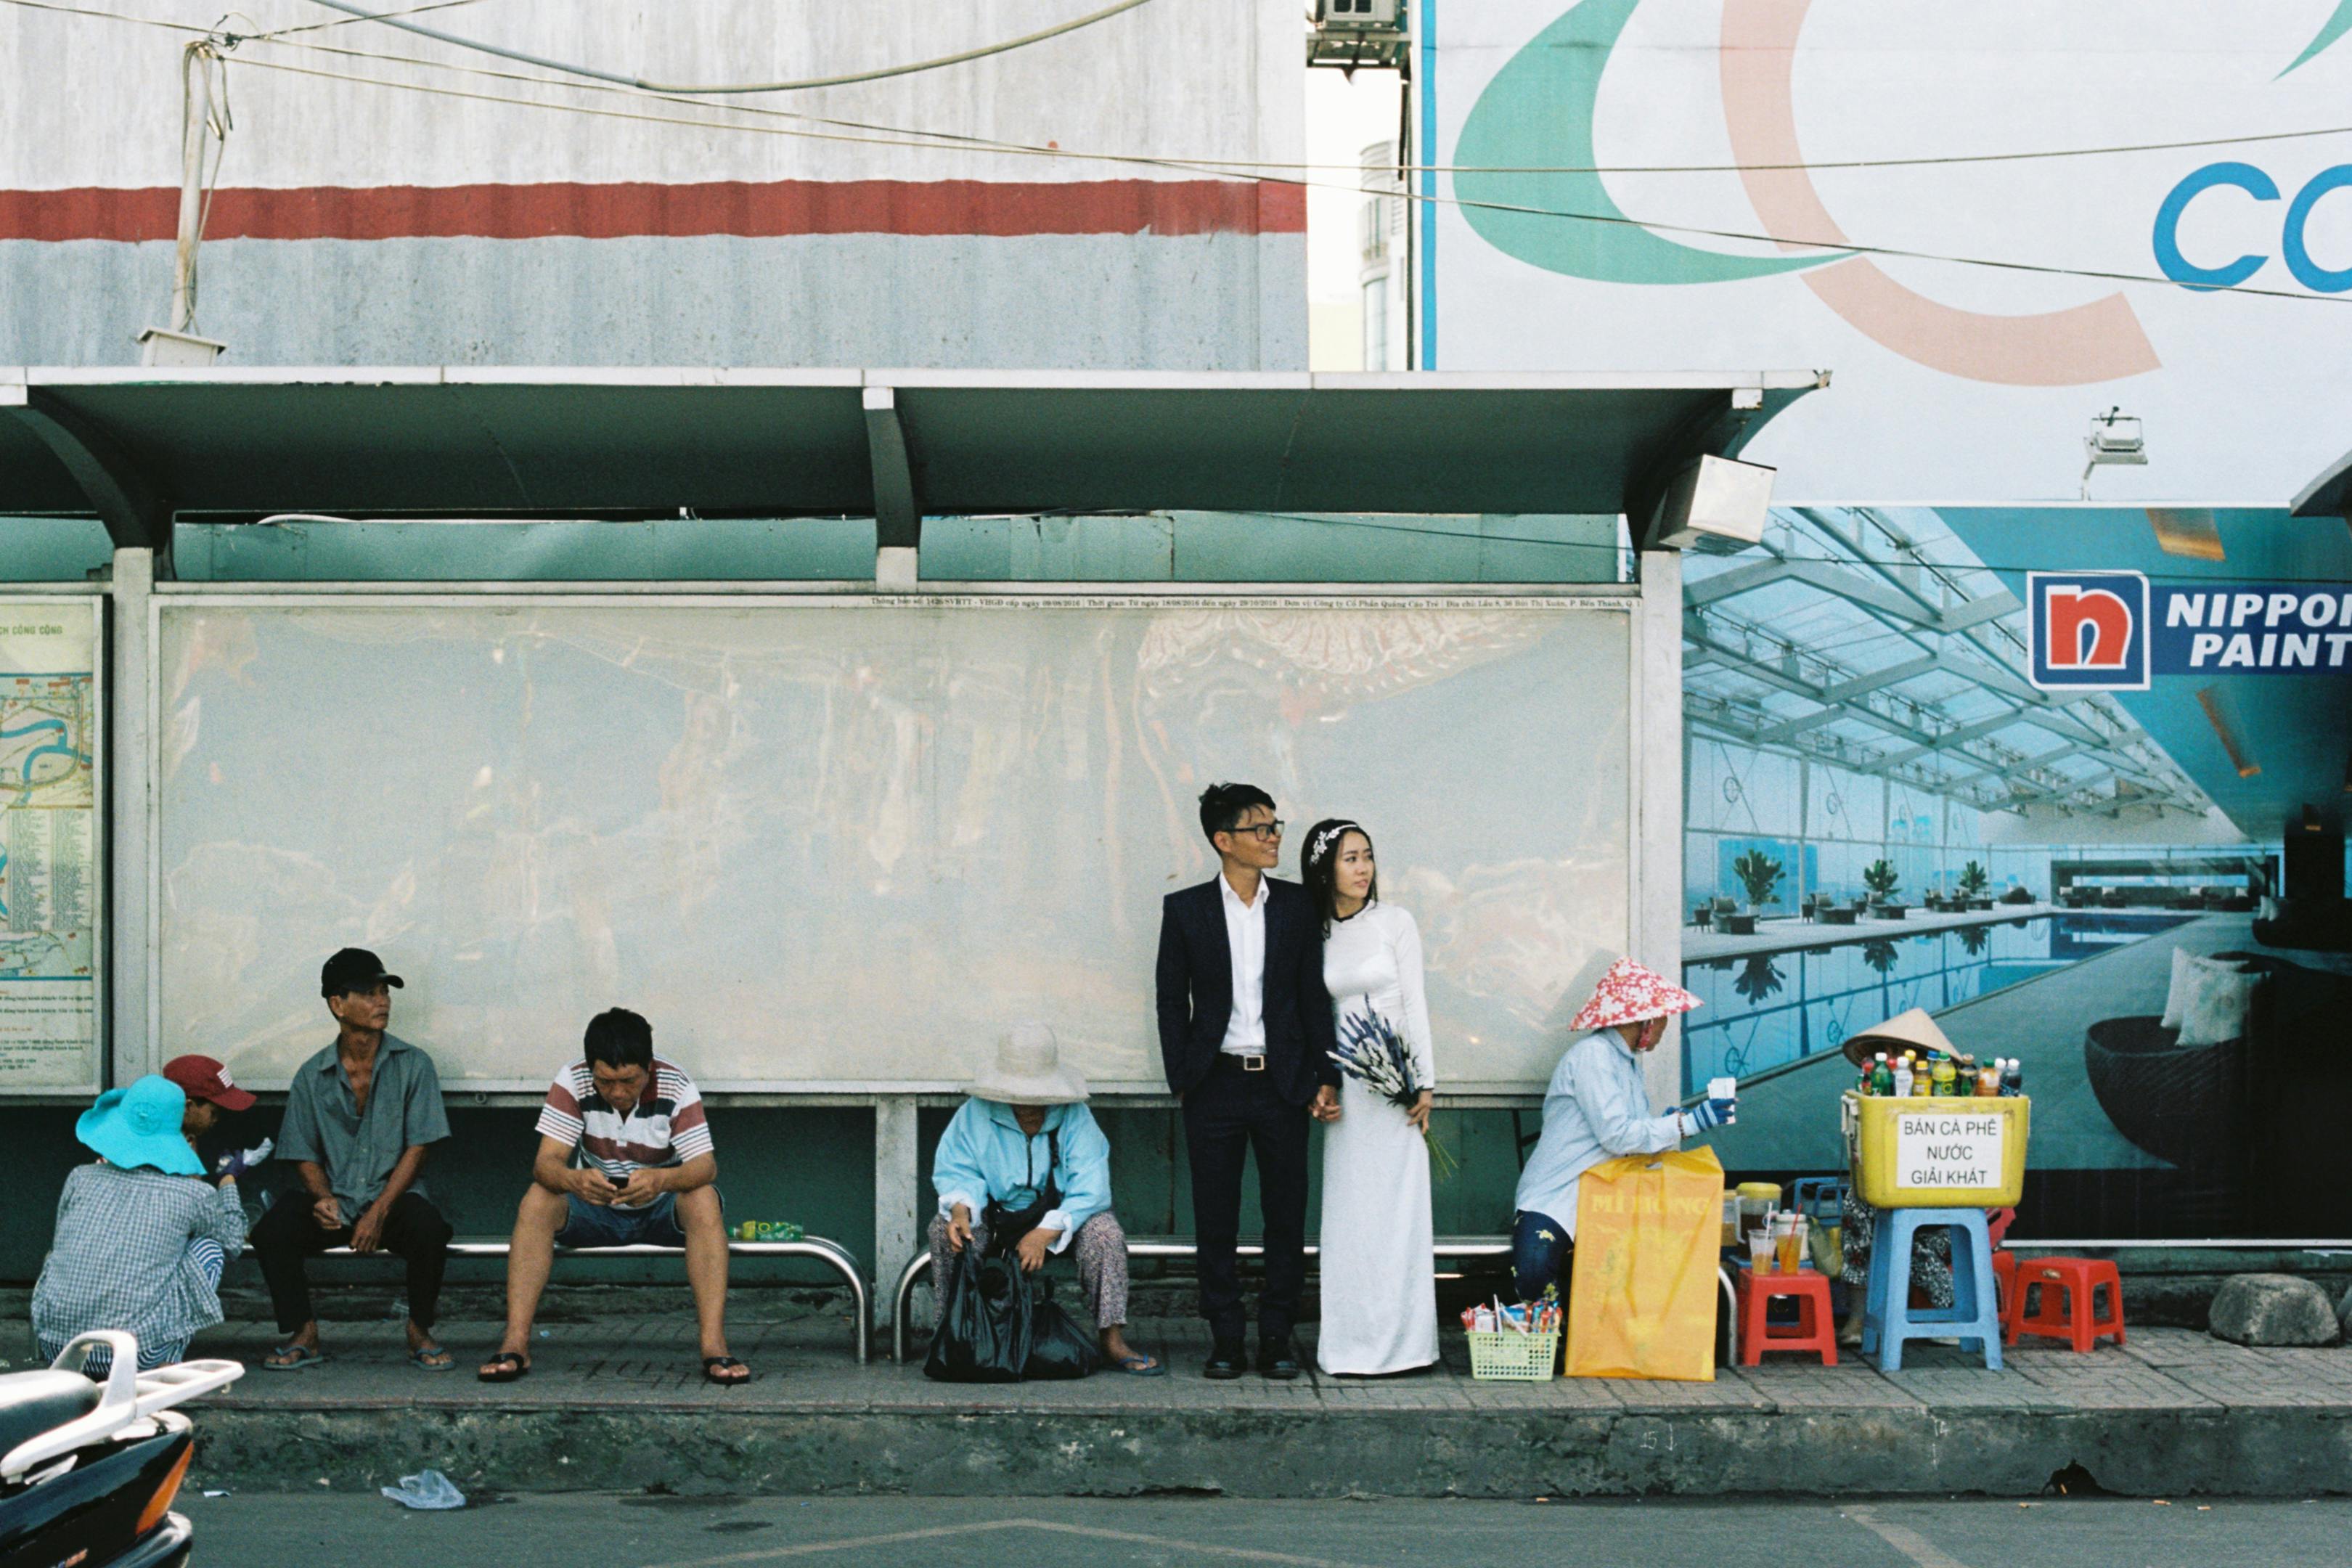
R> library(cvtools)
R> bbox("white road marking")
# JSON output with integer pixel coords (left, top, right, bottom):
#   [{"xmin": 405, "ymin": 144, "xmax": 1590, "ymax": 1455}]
[
  {"xmin": 1846, "ymin": 1507, "xmax": 1972, "ymax": 1568},
  {"xmin": 641, "ymin": 1515, "xmax": 1378, "ymax": 1568}
]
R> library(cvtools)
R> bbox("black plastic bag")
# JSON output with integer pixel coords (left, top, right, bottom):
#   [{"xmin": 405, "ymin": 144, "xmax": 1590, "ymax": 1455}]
[
  {"xmin": 1023, "ymin": 1276, "xmax": 1101, "ymax": 1381},
  {"xmin": 923, "ymin": 1247, "xmax": 1032, "ymax": 1383}
]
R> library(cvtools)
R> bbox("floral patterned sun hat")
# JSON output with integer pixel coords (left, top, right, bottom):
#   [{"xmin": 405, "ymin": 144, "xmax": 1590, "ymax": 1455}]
[{"xmin": 1567, "ymin": 957, "xmax": 1704, "ymax": 1032}]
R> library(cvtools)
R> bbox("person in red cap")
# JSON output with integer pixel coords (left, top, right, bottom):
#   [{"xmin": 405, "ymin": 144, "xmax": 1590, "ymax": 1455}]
[
  {"xmin": 163, "ymin": 1054, "xmax": 273, "ymax": 1179},
  {"xmin": 163, "ymin": 1053, "xmax": 256, "ymax": 1138},
  {"xmin": 1508, "ymin": 957, "xmax": 1733, "ymax": 1307}
]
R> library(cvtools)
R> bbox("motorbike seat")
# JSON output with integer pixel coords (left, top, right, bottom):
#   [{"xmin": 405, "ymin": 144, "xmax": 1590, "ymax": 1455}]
[{"xmin": 0, "ymin": 1370, "xmax": 105, "ymax": 1467}]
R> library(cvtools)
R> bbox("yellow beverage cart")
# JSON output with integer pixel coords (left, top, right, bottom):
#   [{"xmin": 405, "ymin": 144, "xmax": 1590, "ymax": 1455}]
[{"xmin": 1842, "ymin": 1092, "xmax": 2030, "ymax": 1209}]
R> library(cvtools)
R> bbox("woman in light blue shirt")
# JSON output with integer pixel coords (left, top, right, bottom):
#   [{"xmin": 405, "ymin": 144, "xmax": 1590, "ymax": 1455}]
[
  {"xmin": 1511, "ymin": 959, "xmax": 1732, "ymax": 1302},
  {"xmin": 928, "ymin": 1024, "xmax": 1161, "ymax": 1374}
]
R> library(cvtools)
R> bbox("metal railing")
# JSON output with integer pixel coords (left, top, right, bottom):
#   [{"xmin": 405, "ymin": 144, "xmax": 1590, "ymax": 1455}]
[
  {"xmin": 892, "ymin": 1236, "xmax": 1736, "ymax": 1365},
  {"xmin": 324, "ymin": 1235, "xmax": 870, "ymax": 1362}
]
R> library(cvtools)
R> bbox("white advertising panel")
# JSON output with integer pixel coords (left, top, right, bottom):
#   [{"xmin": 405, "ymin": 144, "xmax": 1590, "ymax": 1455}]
[
  {"xmin": 1426, "ymin": 0, "xmax": 2352, "ymax": 502},
  {"xmin": 158, "ymin": 596, "xmax": 1633, "ymax": 1093}
]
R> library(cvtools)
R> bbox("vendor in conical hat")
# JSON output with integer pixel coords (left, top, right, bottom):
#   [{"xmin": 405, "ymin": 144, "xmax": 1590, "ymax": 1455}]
[
  {"xmin": 1834, "ymin": 1007, "xmax": 1969, "ymax": 1346},
  {"xmin": 1508, "ymin": 958, "xmax": 1737, "ymax": 1305}
]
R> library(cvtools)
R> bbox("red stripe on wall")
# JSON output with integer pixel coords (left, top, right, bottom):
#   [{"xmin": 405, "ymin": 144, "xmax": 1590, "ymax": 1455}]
[{"xmin": 0, "ymin": 177, "xmax": 1304, "ymax": 242}]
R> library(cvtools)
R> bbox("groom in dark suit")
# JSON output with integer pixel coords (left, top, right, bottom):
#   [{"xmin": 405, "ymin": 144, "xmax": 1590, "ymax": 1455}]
[{"xmin": 1155, "ymin": 782, "xmax": 1340, "ymax": 1380}]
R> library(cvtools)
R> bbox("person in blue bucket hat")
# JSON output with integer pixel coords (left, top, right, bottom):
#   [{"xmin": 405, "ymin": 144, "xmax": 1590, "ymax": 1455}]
[{"xmin": 33, "ymin": 1074, "xmax": 255, "ymax": 1376}]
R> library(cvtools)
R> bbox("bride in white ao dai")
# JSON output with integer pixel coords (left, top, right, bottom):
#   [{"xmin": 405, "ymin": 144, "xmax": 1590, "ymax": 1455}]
[{"xmin": 1305, "ymin": 819, "xmax": 1438, "ymax": 1376}]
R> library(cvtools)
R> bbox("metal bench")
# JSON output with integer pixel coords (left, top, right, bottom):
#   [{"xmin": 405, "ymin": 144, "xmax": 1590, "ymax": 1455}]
[
  {"xmin": 324, "ymin": 1236, "xmax": 872, "ymax": 1362},
  {"xmin": 891, "ymin": 1236, "xmax": 1739, "ymax": 1366}
]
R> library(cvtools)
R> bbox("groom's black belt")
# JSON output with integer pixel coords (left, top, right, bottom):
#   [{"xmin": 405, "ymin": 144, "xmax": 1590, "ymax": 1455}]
[{"xmin": 1217, "ymin": 1052, "xmax": 1268, "ymax": 1072}]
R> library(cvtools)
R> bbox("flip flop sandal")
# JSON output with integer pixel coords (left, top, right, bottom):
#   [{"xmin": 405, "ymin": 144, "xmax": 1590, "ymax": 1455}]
[
  {"xmin": 477, "ymin": 1351, "xmax": 531, "ymax": 1383},
  {"xmin": 1114, "ymin": 1352, "xmax": 1166, "ymax": 1377},
  {"xmin": 701, "ymin": 1355, "xmax": 752, "ymax": 1385},
  {"xmin": 409, "ymin": 1343, "xmax": 457, "ymax": 1372},
  {"xmin": 264, "ymin": 1344, "xmax": 327, "ymax": 1372}
]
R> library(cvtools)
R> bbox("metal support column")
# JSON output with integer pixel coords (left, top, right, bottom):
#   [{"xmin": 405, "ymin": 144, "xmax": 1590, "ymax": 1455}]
[
  {"xmin": 107, "ymin": 548, "xmax": 152, "ymax": 1087},
  {"xmin": 1635, "ymin": 547, "xmax": 1685, "ymax": 1111},
  {"xmin": 872, "ymin": 1095, "xmax": 922, "ymax": 1331}
]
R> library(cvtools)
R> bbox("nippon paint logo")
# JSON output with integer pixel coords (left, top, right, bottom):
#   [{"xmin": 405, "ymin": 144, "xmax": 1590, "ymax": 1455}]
[
  {"xmin": 2153, "ymin": 586, "xmax": 2352, "ymax": 673},
  {"xmin": 2028, "ymin": 572, "xmax": 2150, "ymax": 691}
]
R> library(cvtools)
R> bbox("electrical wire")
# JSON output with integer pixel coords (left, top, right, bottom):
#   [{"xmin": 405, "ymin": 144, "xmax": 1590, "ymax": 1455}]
[
  {"xmin": 295, "ymin": 0, "xmax": 1157, "ymax": 94},
  {"xmin": 22, "ymin": 0, "xmax": 2352, "ymax": 182},
  {"xmin": 180, "ymin": 48, "xmax": 2352, "ymax": 309},
  {"xmin": 248, "ymin": 0, "xmax": 483, "ymax": 41}
]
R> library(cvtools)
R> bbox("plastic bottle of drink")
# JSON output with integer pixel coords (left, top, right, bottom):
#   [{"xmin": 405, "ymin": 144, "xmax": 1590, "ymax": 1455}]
[
  {"xmin": 1913, "ymin": 1055, "xmax": 1934, "ymax": 1096},
  {"xmin": 2000, "ymin": 1058, "xmax": 2023, "ymax": 1097},
  {"xmin": 1931, "ymin": 1059, "xmax": 1958, "ymax": 1096},
  {"xmin": 1976, "ymin": 1064, "xmax": 2000, "ymax": 1096},
  {"xmin": 1871, "ymin": 1053, "xmax": 1895, "ymax": 1096},
  {"xmin": 1891, "ymin": 1055, "xmax": 1914, "ymax": 1098}
]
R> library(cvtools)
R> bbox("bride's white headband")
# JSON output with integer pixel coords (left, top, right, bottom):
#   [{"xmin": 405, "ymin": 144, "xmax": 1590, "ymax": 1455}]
[{"xmin": 1307, "ymin": 820, "xmax": 1363, "ymax": 866}]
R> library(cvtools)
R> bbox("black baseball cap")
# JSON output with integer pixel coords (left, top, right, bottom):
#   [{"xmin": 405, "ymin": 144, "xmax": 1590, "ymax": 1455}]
[{"xmin": 321, "ymin": 947, "xmax": 404, "ymax": 998}]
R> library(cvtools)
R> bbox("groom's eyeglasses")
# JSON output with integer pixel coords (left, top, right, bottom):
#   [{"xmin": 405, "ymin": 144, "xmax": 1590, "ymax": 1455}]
[{"xmin": 1229, "ymin": 820, "xmax": 1286, "ymax": 841}]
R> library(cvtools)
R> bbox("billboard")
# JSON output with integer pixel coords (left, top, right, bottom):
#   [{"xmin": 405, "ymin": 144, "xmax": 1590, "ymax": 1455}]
[{"xmin": 1425, "ymin": 0, "xmax": 2352, "ymax": 503}]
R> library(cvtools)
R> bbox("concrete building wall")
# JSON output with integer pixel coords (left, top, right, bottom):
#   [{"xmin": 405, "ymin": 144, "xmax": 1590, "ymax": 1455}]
[{"xmin": 0, "ymin": 0, "xmax": 1304, "ymax": 368}]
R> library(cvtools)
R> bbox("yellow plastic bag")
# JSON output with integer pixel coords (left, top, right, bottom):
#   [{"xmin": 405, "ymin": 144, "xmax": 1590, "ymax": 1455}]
[{"xmin": 1565, "ymin": 1146, "xmax": 1725, "ymax": 1381}]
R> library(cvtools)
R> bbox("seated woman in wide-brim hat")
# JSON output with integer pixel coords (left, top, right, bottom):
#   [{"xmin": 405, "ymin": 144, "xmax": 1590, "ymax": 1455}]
[{"xmin": 928, "ymin": 1023, "xmax": 1161, "ymax": 1375}]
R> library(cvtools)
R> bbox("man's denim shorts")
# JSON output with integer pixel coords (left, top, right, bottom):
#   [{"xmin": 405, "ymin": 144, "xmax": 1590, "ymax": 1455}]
[{"xmin": 555, "ymin": 1191, "xmax": 693, "ymax": 1248}]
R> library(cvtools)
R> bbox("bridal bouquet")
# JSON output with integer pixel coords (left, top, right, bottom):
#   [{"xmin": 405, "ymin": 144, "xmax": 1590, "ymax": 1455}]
[{"xmin": 1330, "ymin": 1010, "xmax": 1458, "ymax": 1180}]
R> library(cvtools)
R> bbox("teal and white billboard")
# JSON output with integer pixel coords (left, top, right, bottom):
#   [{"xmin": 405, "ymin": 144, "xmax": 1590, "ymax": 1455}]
[{"xmin": 1424, "ymin": 0, "xmax": 2352, "ymax": 504}]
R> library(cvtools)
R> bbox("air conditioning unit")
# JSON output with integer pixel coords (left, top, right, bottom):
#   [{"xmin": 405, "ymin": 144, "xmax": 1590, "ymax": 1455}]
[{"xmin": 1309, "ymin": 0, "xmax": 1406, "ymax": 69}]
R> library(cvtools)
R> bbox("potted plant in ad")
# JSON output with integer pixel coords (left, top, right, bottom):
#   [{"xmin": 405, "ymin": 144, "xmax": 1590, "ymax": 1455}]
[
  {"xmin": 1863, "ymin": 858, "xmax": 1907, "ymax": 918},
  {"xmin": 1723, "ymin": 849, "xmax": 1784, "ymax": 936},
  {"xmin": 1956, "ymin": 859, "xmax": 1992, "ymax": 910}
]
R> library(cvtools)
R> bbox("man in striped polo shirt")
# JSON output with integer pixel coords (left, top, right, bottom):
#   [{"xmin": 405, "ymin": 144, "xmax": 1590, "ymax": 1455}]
[{"xmin": 477, "ymin": 1008, "xmax": 748, "ymax": 1384}]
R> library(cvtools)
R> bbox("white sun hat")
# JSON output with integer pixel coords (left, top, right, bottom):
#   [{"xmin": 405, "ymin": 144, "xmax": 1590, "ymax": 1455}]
[{"xmin": 968, "ymin": 1021, "xmax": 1090, "ymax": 1106}]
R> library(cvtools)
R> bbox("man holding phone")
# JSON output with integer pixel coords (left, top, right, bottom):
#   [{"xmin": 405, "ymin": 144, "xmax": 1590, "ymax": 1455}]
[{"xmin": 477, "ymin": 1008, "xmax": 745, "ymax": 1384}]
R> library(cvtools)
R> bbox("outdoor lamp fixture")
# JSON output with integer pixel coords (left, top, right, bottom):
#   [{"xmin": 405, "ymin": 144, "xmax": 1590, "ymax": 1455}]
[{"xmin": 2081, "ymin": 407, "xmax": 2147, "ymax": 499}]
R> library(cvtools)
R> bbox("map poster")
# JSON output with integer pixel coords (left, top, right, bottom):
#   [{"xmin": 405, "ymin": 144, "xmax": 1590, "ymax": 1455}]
[{"xmin": 0, "ymin": 600, "xmax": 100, "ymax": 1091}]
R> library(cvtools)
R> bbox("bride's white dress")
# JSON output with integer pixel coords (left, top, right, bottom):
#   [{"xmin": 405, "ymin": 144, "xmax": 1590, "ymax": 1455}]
[{"xmin": 1316, "ymin": 900, "xmax": 1438, "ymax": 1376}]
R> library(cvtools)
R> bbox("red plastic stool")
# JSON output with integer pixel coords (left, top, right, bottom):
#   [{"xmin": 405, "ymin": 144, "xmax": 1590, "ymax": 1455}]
[
  {"xmin": 1992, "ymin": 1248, "xmax": 2018, "ymax": 1317},
  {"xmin": 1737, "ymin": 1267, "xmax": 1838, "ymax": 1366},
  {"xmin": 2005, "ymin": 1257, "xmax": 2126, "ymax": 1351}
]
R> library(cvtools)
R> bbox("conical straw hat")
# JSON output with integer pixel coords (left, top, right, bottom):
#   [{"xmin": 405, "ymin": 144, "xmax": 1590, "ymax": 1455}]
[
  {"xmin": 1567, "ymin": 957, "xmax": 1702, "ymax": 1033},
  {"xmin": 1840, "ymin": 1007, "xmax": 1956, "ymax": 1069}
]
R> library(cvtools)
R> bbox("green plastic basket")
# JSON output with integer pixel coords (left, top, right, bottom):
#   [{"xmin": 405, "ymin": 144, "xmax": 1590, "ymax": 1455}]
[{"xmin": 1466, "ymin": 1328, "xmax": 1559, "ymax": 1381}]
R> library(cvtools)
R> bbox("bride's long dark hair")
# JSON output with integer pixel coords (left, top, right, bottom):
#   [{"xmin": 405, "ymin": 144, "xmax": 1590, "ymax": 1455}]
[{"xmin": 1300, "ymin": 817, "xmax": 1376, "ymax": 934}]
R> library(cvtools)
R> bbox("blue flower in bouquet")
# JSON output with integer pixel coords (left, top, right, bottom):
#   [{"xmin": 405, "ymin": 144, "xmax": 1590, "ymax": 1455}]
[{"xmin": 1328, "ymin": 1009, "xmax": 1457, "ymax": 1180}]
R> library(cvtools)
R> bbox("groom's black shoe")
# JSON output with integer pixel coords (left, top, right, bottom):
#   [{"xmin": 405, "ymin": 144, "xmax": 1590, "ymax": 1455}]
[
  {"xmin": 1204, "ymin": 1342, "xmax": 1245, "ymax": 1380},
  {"xmin": 1257, "ymin": 1339, "xmax": 1302, "ymax": 1380}
]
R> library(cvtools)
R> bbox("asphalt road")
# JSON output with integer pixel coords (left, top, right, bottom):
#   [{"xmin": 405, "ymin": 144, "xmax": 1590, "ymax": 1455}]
[{"xmin": 174, "ymin": 1491, "xmax": 2352, "ymax": 1567}]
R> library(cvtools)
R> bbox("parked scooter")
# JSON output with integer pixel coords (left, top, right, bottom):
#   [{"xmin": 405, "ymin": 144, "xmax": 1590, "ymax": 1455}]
[{"xmin": 0, "ymin": 1331, "xmax": 242, "ymax": 1567}]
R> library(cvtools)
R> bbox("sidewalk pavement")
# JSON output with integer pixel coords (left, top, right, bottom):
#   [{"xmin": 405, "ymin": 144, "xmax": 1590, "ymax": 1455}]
[{"xmin": 171, "ymin": 1313, "xmax": 2352, "ymax": 1500}]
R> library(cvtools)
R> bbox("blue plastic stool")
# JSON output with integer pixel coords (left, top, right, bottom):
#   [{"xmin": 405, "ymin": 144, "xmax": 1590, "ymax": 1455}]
[{"xmin": 1860, "ymin": 1206, "xmax": 2002, "ymax": 1372}]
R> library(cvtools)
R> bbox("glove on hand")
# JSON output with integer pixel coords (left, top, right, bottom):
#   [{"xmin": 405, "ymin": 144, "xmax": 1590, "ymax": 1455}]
[
  {"xmin": 216, "ymin": 1136, "xmax": 274, "ymax": 1177},
  {"xmin": 1686, "ymin": 1098, "xmax": 1737, "ymax": 1133}
]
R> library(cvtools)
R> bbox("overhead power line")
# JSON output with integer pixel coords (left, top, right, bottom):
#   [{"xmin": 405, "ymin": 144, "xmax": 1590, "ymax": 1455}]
[
  {"xmin": 296, "ymin": 0, "xmax": 1158, "ymax": 94},
  {"xmin": 11, "ymin": 0, "xmax": 2352, "ymax": 306},
  {"xmin": 214, "ymin": 49, "xmax": 2352, "ymax": 309},
  {"xmin": 19, "ymin": 1, "xmax": 2352, "ymax": 179}
]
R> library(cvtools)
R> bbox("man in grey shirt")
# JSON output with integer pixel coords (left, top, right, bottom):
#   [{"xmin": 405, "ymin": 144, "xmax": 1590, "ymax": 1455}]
[{"xmin": 252, "ymin": 947, "xmax": 455, "ymax": 1371}]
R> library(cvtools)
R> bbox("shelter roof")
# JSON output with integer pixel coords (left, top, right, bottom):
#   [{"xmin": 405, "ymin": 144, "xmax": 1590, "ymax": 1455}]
[{"xmin": 0, "ymin": 367, "xmax": 1824, "ymax": 533}]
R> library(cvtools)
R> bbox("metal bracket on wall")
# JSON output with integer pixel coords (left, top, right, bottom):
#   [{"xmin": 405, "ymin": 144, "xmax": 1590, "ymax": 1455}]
[
  {"xmin": 864, "ymin": 385, "xmax": 920, "ymax": 589},
  {"xmin": 0, "ymin": 386, "xmax": 175, "ymax": 574}
]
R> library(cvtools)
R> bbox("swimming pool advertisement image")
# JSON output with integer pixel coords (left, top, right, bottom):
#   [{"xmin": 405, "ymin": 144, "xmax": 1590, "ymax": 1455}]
[{"xmin": 1679, "ymin": 723, "xmax": 2350, "ymax": 1240}]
